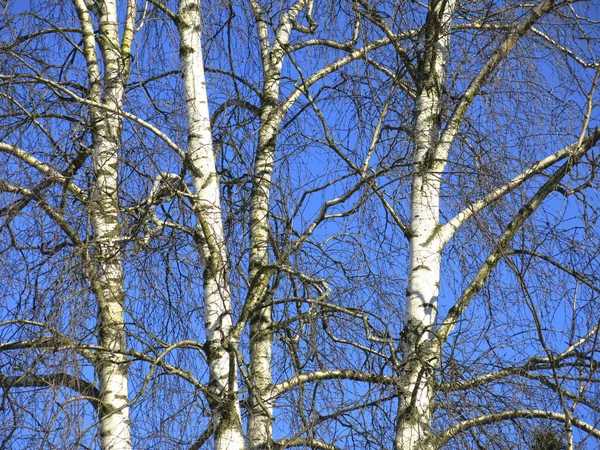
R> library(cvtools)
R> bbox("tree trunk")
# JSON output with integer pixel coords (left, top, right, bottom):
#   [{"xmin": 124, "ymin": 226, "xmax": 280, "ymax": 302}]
[
  {"xmin": 247, "ymin": 109, "xmax": 278, "ymax": 448},
  {"xmin": 76, "ymin": 0, "xmax": 133, "ymax": 448},
  {"xmin": 395, "ymin": 0, "xmax": 455, "ymax": 448},
  {"xmin": 178, "ymin": 1, "xmax": 244, "ymax": 448},
  {"xmin": 247, "ymin": 3, "xmax": 304, "ymax": 446}
]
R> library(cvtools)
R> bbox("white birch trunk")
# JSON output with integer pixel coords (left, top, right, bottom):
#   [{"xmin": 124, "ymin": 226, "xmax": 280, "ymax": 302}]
[
  {"xmin": 395, "ymin": 0, "xmax": 455, "ymax": 448},
  {"xmin": 78, "ymin": 1, "xmax": 132, "ymax": 448},
  {"xmin": 247, "ymin": 115, "xmax": 277, "ymax": 448},
  {"xmin": 177, "ymin": 1, "xmax": 244, "ymax": 448},
  {"xmin": 76, "ymin": 1, "xmax": 131, "ymax": 450},
  {"xmin": 247, "ymin": 4, "xmax": 304, "ymax": 446}
]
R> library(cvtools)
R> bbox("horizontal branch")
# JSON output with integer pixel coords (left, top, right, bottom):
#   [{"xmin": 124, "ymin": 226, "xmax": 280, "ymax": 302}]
[
  {"xmin": 0, "ymin": 337, "xmax": 208, "ymax": 392},
  {"xmin": 0, "ymin": 373, "xmax": 100, "ymax": 411},
  {"xmin": 272, "ymin": 369, "xmax": 396, "ymax": 398},
  {"xmin": 439, "ymin": 360, "xmax": 600, "ymax": 412},
  {"xmin": 1, "ymin": 27, "xmax": 82, "ymax": 51},
  {"xmin": 0, "ymin": 143, "xmax": 87, "ymax": 201},
  {"xmin": 0, "ymin": 336, "xmax": 95, "ymax": 361},
  {"xmin": 0, "ymin": 74, "xmax": 185, "ymax": 159},
  {"xmin": 275, "ymin": 438, "xmax": 343, "ymax": 450}
]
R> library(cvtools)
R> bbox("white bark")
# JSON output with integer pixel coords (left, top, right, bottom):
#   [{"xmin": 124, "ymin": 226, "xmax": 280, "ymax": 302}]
[
  {"xmin": 245, "ymin": 4, "xmax": 411, "ymax": 446},
  {"xmin": 247, "ymin": 3, "xmax": 308, "ymax": 447},
  {"xmin": 177, "ymin": 1, "xmax": 244, "ymax": 448},
  {"xmin": 72, "ymin": 1, "xmax": 133, "ymax": 448},
  {"xmin": 395, "ymin": 0, "xmax": 455, "ymax": 447},
  {"xmin": 247, "ymin": 109, "xmax": 278, "ymax": 448},
  {"xmin": 395, "ymin": 0, "xmax": 576, "ymax": 447}
]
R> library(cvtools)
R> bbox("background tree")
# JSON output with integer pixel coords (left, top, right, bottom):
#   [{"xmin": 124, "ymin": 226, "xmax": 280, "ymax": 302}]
[{"xmin": 1, "ymin": 1, "xmax": 137, "ymax": 448}]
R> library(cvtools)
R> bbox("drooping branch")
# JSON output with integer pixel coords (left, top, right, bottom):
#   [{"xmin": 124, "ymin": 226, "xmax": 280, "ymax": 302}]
[
  {"xmin": 147, "ymin": 0, "xmax": 177, "ymax": 22},
  {"xmin": 356, "ymin": 0, "xmax": 418, "ymax": 82},
  {"xmin": 507, "ymin": 249, "xmax": 600, "ymax": 295},
  {"xmin": 450, "ymin": 23, "xmax": 598, "ymax": 69},
  {"xmin": 281, "ymin": 35, "xmax": 409, "ymax": 116},
  {"xmin": 210, "ymin": 98, "xmax": 260, "ymax": 126},
  {"xmin": 300, "ymin": 85, "xmax": 412, "ymax": 238},
  {"xmin": 438, "ymin": 410, "xmax": 600, "ymax": 446},
  {"xmin": 0, "ymin": 74, "xmax": 185, "ymax": 159},
  {"xmin": 438, "ymin": 356, "xmax": 599, "ymax": 393},
  {"xmin": 436, "ymin": 59, "xmax": 600, "ymax": 349},
  {"xmin": 0, "ymin": 180, "xmax": 85, "ymax": 248},
  {"xmin": 0, "ymin": 142, "xmax": 87, "ymax": 201},
  {"xmin": 272, "ymin": 369, "xmax": 396, "ymax": 398},
  {"xmin": 436, "ymin": 0, "xmax": 557, "ymax": 159},
  {"xmin": 275, "ymin": 438, "xmax": 343, "ymax": 450},
  {"xmin": 0, "ymin": 335, "xmax": 210, "ymax": 395}
]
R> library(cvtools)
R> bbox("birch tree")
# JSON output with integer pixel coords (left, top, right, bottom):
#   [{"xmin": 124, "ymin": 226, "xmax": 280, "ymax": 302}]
[
  {"xmin": 178, "ymin": 0, "xmax": 243, "ymax": 446},
  {"xmin": 1, "ymin": 0, "xmax": 600, "ymax": 449},
  {"xmin": 0, "ymin": 1, "xmax": 136, "ymax": 448},
  {"xmin": 0, "ymin": 0, "xmax": 392, "ymax": 447},
  {"xmin": 349, "ymin": 0, "xmax": 600, "ymax": 448}
]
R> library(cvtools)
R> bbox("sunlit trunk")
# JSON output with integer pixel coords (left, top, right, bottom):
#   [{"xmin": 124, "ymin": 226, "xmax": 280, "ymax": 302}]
[
  {"xmin": 247, "ymin": 76, "xmax": 281, "ymax": 450},
  {"xmin": 247, "ymin": 3, "xmax": 304, "ymax": 446},
  {"xmin": 247, "ymin": 111, "xmax": 278, "ymax": 448},
  {"xmin": 395, "ymin": 0, "xmax": 455, "ymax": 447},
  {"xmin": 178, "ymin": 1, "xmax": 244, "ymax": 448},
  {"xmin": 82, "ymin": 1, "xmax": 132, "ymax": 448}
]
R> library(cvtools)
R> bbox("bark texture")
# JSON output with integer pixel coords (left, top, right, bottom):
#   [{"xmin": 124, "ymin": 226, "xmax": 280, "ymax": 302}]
[
  {"xmin": 395, "ymin": 0, "xmax": 559, "ymax": 447},
  {"xmin": 178, "ymin": 1, "xmax": 244, "ymax": 448},
  {"xmin": 247, "ymin": 2, "xmax": 307, "ymax": 446},
  {"xmin": 395, "ymin": 0, "xmax": 455, "ymax": 447},
  {"xmin": 75, "ymin": 0, "xmax": 133, "ymax": 447}
]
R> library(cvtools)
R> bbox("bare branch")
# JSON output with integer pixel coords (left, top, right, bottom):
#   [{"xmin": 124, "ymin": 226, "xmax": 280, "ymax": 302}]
[
  {"xmin": 439, "ymin": 137, "xmax": 585, "ymax": 245},
  {"xmin": 0, "ymin": 373, "xmax": 100, "ymax": 411},
  {"xmin": 275, "ymin": 438, "xmax": 344, "ymax": 450},
  {"xmin": 273, "ymin": 369, "xmax": 396, "ymax": 398},
  {"xmin": 439, "ymin": 410, "xmax": 600, "ymax": 446},
  {"xmin": 437, "ymin": 0, "xmax": 557, "ymax": 160},
  {"xmin": 437, "ymin": 127, "xmax": 600, "ymax": 349}
]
